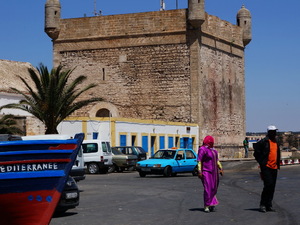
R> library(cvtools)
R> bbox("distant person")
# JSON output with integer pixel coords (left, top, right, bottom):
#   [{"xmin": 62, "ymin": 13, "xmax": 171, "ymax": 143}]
[
  {"xmin": 197, "ymin": 136, "xmax": 224, "ymax": 213},
  {"xmin": 253, "ymin": 125, "xmax": 280, "ymax": 213},
  {"xmin": 243, "ymin": 137, "xmax": 249, "ymax": 158}
]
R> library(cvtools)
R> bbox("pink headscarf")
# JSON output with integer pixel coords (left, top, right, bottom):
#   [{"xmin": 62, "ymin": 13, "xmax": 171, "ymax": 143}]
[{"xmin": 203, "ymin": 136, "xmax": 214, "ymax": 148}]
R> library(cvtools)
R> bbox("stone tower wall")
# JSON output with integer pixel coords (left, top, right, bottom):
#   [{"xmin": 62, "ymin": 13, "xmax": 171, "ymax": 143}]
[{"xmin": 51, "ymin": 9, "xmax": 246, "ymax": 147}]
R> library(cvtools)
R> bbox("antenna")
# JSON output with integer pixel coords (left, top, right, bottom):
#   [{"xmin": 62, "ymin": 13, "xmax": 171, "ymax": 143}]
[
  {"xmin": 160, "ymin": 0, "xmax": 165, "ymax": 11},
  {"xmin": 93, "ymin": 0, "xmax": 102, "ymax": 16}
]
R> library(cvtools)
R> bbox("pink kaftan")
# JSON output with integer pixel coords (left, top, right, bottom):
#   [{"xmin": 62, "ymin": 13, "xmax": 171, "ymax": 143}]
[{"xmin": 197, "ymin": 145, "xmax": 220, "ymax": 207}]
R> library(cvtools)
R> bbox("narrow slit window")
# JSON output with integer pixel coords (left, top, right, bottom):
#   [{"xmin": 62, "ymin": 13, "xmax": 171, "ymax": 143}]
[{"xmin": 102, "ymin": 68, "xmax": 105, "ymax": 80}]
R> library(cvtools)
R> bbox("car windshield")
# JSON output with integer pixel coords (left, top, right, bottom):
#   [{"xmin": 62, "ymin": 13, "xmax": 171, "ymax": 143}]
[
  {"xmin": 136, "ymin": 147, "xmax": 146, "ymax": 154},
  {"xmin": 112, "ymin": 148, "xmax": 123, "ymax": 155},
  {"xmin": 153, "ymin": 150, "xmax": 176, "ymax": 159}
]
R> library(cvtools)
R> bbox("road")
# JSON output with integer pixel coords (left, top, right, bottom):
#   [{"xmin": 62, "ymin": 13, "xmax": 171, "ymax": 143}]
[{"xmin": 51, "ymin": 161, "xmax": 300, "ymax": 225}]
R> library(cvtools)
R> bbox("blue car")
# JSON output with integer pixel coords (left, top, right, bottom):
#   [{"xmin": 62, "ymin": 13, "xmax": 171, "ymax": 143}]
[{"xmin": 136, "ymin": 148, "xmax": 198, "ymax": 177}]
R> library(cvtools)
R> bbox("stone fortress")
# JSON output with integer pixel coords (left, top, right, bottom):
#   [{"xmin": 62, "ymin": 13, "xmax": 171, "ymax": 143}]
[{"xmin": 45, "ymin": 0, "xmax": 252, "ymax": 150}]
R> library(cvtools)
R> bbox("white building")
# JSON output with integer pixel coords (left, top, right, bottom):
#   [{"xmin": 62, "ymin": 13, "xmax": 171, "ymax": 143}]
[{"xmin": 58, "ymin": 117, "xmax": 199, "ymax": 157}]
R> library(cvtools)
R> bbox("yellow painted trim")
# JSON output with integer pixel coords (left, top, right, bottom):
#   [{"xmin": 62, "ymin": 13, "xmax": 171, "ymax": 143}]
[
  {"xmin": 64, "ymin": 116, "xmax": 198, "ymax": 127},
  {"xmin": 181, "ymin": 134, "xmax": 191, "ymax": 138},
  {"xmin": 110, "ymin": 119, "xmax": 116, "ymax": 147},
  {"xmin": 82, "ymin": 120, "xmax": 87, "ymax": 139}
]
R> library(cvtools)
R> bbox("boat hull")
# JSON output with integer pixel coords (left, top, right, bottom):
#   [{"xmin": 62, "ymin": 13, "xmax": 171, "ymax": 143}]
[{"xmin": 0, "ymin": 133, "xmax": 84, "ymax": 225}]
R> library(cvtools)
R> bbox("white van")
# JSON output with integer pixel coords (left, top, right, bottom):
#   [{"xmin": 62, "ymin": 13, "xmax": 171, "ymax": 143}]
[
  {"xmin": 82, "ymin": 140, "xmax": 113, "ymax": 174},
  {"xmin": 21, "ymin": 134, "xmax": 85, "ymax": 181}
]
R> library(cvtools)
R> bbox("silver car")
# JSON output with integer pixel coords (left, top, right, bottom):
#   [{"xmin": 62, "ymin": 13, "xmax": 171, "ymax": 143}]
[{"xmin": 108, "ymin": 148, "xmax": 138, "ymax": 172}]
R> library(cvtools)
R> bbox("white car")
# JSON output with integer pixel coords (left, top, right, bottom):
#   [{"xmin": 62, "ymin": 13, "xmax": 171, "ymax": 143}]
[{"xmin": 82, "ymin": 140, "xmax": 113, "ymax": 174}]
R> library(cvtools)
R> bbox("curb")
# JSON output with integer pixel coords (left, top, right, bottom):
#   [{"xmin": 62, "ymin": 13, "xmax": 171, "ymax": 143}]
[{"xmin": 280, "ymin": 158, "xmax": 300, "ymax": 166}]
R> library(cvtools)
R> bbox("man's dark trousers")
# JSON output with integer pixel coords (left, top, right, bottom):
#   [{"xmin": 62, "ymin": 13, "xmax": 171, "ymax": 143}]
[{"xmin": 260, "ymin": 166, "xmax": 278, "ymax": 207}]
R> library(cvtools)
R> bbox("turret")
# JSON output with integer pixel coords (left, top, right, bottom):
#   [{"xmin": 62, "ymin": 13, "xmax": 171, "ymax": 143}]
[
  {"xmin": 45, "ymin": 0, "xmax": 61, "ymax": 40},
  {"xmin": 237, "ymin": 5, "xmax": 252, "ymax": 46},
  {"xmin": 188, "ymin": 0, "xmax": 205, "ymax": 28}
]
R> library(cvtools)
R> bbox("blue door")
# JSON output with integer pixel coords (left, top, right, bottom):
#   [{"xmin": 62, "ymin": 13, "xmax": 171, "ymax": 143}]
[
  {"xmin": 142, "ymin": 136, "xmax": 149, "ymax": 153},
  {"xmin": 168, "ymin": 137, "xmax": 174, "ymax": 148},
  {"xmin": 159, "ymin": 136, "xmax": 165, "ymax": 149},
  {"xmin": 175, "ymin": 150, "xmax": 197, "ymax": 172},
  {"xmin": 120, "ymin": 135, "xmax": 126, "ymax": 146},
  {"xmin": 184, "ymin": 150, "xmax": 197, "ymax": 171}
]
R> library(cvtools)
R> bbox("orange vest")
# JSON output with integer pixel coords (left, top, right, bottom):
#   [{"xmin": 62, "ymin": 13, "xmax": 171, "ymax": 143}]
[{"xmin": 267, "ymin": 140, "xmax": 278, "ymax": 169}]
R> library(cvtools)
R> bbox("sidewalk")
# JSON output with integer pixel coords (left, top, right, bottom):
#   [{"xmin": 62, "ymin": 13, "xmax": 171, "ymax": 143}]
[{"xmin": 220, "ymin": 154, "xmax": 300, "ymax": 167}]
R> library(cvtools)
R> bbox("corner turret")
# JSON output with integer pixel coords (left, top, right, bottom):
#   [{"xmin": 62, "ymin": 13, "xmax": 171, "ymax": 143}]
[
  {"xmin": 237, "ymin": 5, "xmax": 252, "ymax": 46},
  {"xmin": 45, "ymin": 0, "xmax": 61, "ymax": 40},
  {"xmin": 188, "ymin": 0, "xmax": 205, "ymax": 28}
]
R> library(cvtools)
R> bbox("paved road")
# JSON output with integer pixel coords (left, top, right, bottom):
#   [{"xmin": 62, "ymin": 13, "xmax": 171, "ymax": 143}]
[{"xmin": 51, "ymin": 161, "xmax": 300, "ymax": 225}]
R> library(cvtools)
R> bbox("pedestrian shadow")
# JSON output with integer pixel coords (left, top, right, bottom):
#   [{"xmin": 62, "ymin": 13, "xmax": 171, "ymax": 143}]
[
  {"xmin": 52, "ymin": 212, "xmax": 78, "ymax": 218},
  {"xmin": 244, "ymin": 208, "xmax": 260, "ymax": 212},
  {"xmin": 189, "ymin": 208, "xmax": 203, "ymax": 212}
]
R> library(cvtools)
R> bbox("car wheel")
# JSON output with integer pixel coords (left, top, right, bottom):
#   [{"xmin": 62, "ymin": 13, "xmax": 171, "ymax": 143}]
[
  {"xmin": 139, "ymin": 171, "xmax": 146, "ymax": 177},
  {"xmin": 108, "ymin": 164, "xmax": 116, "ymax": 173},
  {"xmin": 192, "ymin": 166, "xmax": 198, "ymax": 176},
  {"xmin": 163, "ymin": 166, "xmax": 172, "ymax": 177},
  {"xmin": 87, "ymin": 163, "xmax": 99, "ymax": 174}
]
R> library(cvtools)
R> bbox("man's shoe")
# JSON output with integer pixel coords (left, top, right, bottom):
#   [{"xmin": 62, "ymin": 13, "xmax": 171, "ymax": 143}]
[
  {"xmin": 266, "ymin": 207, "xmax": 276, "ymax": 212},
  {"xmin": 259, "ymin": 205, "xmax": 266, "ymax": 213}
]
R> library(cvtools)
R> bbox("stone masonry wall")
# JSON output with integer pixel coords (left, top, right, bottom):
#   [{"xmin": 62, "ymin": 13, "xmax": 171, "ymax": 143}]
[
  {"xmin": 198, "ymin": 43, "xmax": 245, "ymax": 146},
  {"xmin": 60, "ymin": 44, "xmax": 191, "ymax": 121}
]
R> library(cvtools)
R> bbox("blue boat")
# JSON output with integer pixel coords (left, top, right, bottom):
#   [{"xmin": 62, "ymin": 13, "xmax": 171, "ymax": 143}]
[{"xmin": 0, "ymin": 133, "xmax": 84, "ymax": 225}]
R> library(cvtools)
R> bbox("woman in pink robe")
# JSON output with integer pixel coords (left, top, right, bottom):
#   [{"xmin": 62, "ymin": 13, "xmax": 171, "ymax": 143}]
[{"xmin": 197, "ymin": 136, "xmax": 223, "ymax": 213}]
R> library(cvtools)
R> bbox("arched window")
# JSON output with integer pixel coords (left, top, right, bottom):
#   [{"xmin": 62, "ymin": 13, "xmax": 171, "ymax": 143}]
[{"xmin": 96, "ymin": 108, "xmax": 111, "ymax": 117}]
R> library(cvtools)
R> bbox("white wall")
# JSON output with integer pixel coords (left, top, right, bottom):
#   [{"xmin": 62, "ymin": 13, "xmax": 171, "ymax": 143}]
[{"xmin": 0, "ymin": 93, "xmax": 30, "ymax": 116}]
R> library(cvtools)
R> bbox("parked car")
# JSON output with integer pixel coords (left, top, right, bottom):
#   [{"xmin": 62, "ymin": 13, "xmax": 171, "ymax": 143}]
[
  {"xmin": 82, "ymin": 140, "xmax": 113, "ymax": 174},
  {"xmin": 136, "ymin": 148, "xmax": 198, "ymax": 177},
  {"xmin": 108, "ymin": 148, "xmax": 138, "ymax": 173},
  {"xmin": 55, "ymin": 176, "xmax": 80, "ymax": 214},
  {"xmin": 112, "ymin": 146, "xmax": 147, "ymax": 161}
]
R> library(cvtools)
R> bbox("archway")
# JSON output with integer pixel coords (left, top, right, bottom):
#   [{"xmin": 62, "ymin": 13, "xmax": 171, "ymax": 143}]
[
  {"xmin": 89, "ymin": 102, "xmax": 119, "ymax": 118},
  {"xmin": 96, "ymin": 108, "xmax": 111, "ymax": 117}
]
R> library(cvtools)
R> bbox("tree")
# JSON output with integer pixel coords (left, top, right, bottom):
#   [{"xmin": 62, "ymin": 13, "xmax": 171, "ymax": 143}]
[
  {"xmin": 0, "ymin": 114, "xmax": 24, "ymax": 135},
  {"xmin": 0, "ymin": 64, "xmax": 102, "ymax": 134}
]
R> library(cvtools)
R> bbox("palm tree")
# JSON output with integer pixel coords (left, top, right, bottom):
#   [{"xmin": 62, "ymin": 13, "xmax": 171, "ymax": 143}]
[
  {"xmin": 0, "ymin": 64, "xmax": 102, "ymax": 134},
  {"xmin": 0, "ymin": 114, "xmax": 24, "ymax": 135}
]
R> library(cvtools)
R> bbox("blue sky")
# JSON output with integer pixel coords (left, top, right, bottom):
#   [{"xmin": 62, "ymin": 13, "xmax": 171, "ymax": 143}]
[{"xmin": 1, "ymin": 0, "xmax": 299, "ymax": 132}]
